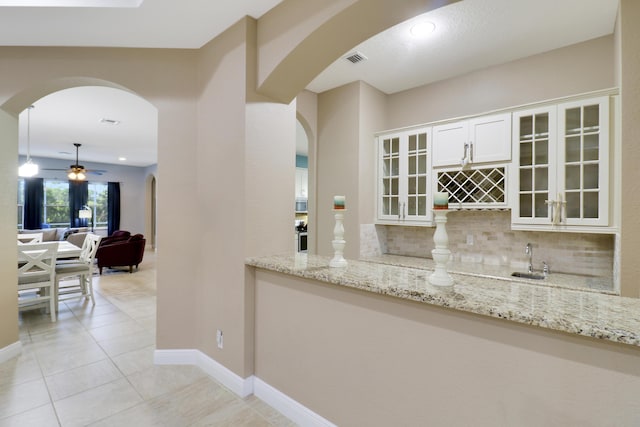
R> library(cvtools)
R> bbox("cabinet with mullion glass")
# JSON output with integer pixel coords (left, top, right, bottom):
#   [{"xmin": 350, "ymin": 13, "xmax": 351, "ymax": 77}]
[
  {"xmin": 379, "ymin": 136, "xmax": 400, "ymax": 218},
  {"xmin": 558, "ymin": 98, "xmax": 609, "ymax": 225},
  {"xmin": 512, "ymin": 96, "xmax": 609, "ymax": 228},
  {"xmin": 377, "ymin": 127, "xmax": 432, "ymax": 225},
  {"xmin": 513, "ymin": 107, "xmax": 556, "ymax": 224}
]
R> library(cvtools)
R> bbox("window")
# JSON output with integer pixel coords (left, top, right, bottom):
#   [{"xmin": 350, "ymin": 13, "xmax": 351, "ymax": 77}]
[
  {"xmin": 17, "ymin": 178, "xmax": 24, "ymax": 230},
  {"xmin": 17, "ymin": 179, "xmax": 109, "ymax": 229},
  {"xmin": 88, "ymin": 182, "xmax": 108, "ymax": 229},
  {"xmin": 44, "ymin": 180, "xmax": 70, "ymax": 228}
]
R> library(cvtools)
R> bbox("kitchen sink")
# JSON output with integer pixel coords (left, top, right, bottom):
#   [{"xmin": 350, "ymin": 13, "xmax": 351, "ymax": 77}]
[{"xmin": 511, "ymin": 272, "xmax": 545, "ymax": 280}]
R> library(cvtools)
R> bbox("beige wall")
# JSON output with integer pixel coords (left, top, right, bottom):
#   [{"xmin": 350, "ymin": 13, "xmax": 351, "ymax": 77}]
[
  {"xmin": 0, "ymin": 110, "xmax": 19, "ymax": 349},
  {"xmin": 387, "ymin": 35, "xmax": 615, "ymax": 129},
  {"xmin": 255, "ymin": 269, "xmax": 640, "ymax": 426},
  {"xmin": 195, "ymin": 19, "xmax": 252, "ymax": 373},
  {"xmin": 314, "ymin": 81, "xmax": 385, "ymax": 259},
  {"xmin": 619, "ymin": 0, "xmax": 640, "ymax": 297},
  {"xmin": 194, "ymin": 17, "xmax": 297, "ymax": 375},
  {"xmin": 317, "ymin": 83, "xmax": 362, "ymax": 258},
  {"xmin": 357, "ymin": 82, "xmax": 387, "ymax": 227}
]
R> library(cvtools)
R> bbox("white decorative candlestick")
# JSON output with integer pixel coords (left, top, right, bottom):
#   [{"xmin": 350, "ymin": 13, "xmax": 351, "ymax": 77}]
[
  {"xmin": 330, "ymin": 209, "xmax": 348, "ymax": 268},
  {"xmin": 429, "ymin": 209, "xmax": 454, "ymax": 289}
]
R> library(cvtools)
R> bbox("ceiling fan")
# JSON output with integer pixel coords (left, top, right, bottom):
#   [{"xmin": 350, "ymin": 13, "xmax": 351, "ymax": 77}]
[{"xmin": 42, "ymin": 143, "xmax": 107, "ymax": 179}]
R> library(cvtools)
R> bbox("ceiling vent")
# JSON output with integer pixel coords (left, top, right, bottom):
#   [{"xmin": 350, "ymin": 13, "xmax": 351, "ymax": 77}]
[{"xmin": 344, "ymin": 51, "xmax": 368, "ymax": 64}]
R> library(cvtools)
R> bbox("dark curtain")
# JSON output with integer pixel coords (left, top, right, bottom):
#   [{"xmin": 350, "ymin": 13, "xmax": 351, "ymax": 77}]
[
  {"xmin": 107, "ymin": 182, "xmax": 121, "ymax": 236},
  {"xmin": 68, "ymin": 180, "xmax": 89, "ymax": 228},
  {"xmin": 24, "ymin": 177, "xmax": 44, "ymax": 229}
]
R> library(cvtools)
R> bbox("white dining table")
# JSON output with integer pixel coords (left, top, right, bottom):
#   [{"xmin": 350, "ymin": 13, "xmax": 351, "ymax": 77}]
[{"xmin": 56, "ymin": 240, "xmax": 82, "ymax": 258}]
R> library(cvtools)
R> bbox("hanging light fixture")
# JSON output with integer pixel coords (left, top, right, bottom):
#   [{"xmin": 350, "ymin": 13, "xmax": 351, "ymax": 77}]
[
  {"xmin": 18, "ymin": 105, "xmax": 39, "ymax": 178},
  {"xmin": 67, "ymin": 143, "xmax": 87, "ymax": 181}
]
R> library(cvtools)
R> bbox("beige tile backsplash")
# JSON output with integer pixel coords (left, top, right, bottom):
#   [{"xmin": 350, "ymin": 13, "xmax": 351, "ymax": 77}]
[{"xmin": 362, "ymin": 211, "xmax": 614, "ymax": 278}]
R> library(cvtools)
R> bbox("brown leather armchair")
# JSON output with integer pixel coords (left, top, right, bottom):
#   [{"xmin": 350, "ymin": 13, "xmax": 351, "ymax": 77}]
[{"xmin": 96, "ymin": 233, "xmax": 146, "ymax": 274}]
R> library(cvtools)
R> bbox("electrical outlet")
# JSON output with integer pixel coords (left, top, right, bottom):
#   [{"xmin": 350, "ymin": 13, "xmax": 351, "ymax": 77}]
[
  {"xmin": 216, "ymin": 329, "xmax": 223, "ymax": 349},
  {"xmin": 466, "ymin": 234, "xmax": 474, "ymax": 245}
]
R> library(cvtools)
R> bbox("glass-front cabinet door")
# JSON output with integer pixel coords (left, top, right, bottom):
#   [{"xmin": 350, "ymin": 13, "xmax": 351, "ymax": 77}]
[
  {"xmin": 512, "ymin": 106, "xmax": 557, "ymax": 225},
  {"xmin": 377, "ymin": 127, "xmax": 432, "ymax": 224},
  {"xmin": 379, "ymin": 135, "xmax": 400, "ymax": 219},
  {"xmin": 512, "ymin": 96, "xmax": 610, "ymax": 228},
  {"xmin": 405, "ymin": 131, "xmax": 429, "ymax": 219},
  {"xmin": 558, "ymin": 97, "xmax": 609, "ymax": 226}
]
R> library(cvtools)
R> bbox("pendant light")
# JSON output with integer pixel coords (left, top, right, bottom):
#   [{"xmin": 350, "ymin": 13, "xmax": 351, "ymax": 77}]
[
  {"xmin": 67, "ymin": 143, "xmax": 87, "ymax": 181},
  {"xmin": 18, "ymin": 105, "xmax": 39, "ymax": 178}
]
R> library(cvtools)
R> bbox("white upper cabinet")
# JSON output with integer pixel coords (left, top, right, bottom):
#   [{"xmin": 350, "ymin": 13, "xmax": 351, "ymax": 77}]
[
  {"xmin": 376, "ymin": 127, "xmax": 432, "ymax": 225},
  {"xmin": 295, "ymin": 167, "xmax": 308, "ymax": 198},
  {"xmin": 374, "ymin": 90, "xmax": 616, "ymax": 229},
  {"xmin": 432, "ymin": 113, "xmax": 511, "ymax": 168},
  {"xmin": 511, "ymin": 96, "xmax": 610, "ymax": 229}
]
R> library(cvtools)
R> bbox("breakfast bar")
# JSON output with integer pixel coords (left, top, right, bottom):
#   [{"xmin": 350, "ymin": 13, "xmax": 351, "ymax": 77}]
[
  {"xmin": 247, "ymin": 253, "xmax": 640, "ymax": 425},
  {"xmin": 247, "ymin": 253, "xmax": 639, "ymax": 346}
]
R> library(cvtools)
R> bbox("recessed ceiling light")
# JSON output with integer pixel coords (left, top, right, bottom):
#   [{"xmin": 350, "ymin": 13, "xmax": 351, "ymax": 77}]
[
  {"xmin": 0, "ymin": 0, "xmax": 143, "ymax": 7},
  {"xmin": 118, "ymin": 157, "xmax": 127, "ymax": 161},
  {"xmin": 410, "ymin": 21, "xmax": 436, "ymax": 37},
  {"xmin": 100, "ymin": 118, "xmax": 120, "ymax": 125}
]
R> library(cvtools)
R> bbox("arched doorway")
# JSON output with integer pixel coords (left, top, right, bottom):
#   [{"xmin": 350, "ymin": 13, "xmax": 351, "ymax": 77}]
[{"xmin": 1, "ymin": 78, "xmax": 158, "ymax": 354}]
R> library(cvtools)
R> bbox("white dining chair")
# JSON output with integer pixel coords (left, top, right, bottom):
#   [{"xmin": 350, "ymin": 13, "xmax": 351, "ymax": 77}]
[
  {"xmin": 17, "ymin": 242, "xmax": 59, "ymax": 322},
  {"xmin": 54, "ymin": 233, "xmax": 102, "ymax": 310},
  {"xmin": 17, "ymin": 232, "xmax": 44, "ymax": 245}
]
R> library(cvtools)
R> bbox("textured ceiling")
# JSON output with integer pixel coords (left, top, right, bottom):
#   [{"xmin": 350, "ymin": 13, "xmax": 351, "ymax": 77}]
[
  {"xmin": 307, "ymin": 0, "xmax": 619, "ymax": 95},
  {"xmin": 20, "ymin": 87, "xmax": 157, "ymax": 167}
]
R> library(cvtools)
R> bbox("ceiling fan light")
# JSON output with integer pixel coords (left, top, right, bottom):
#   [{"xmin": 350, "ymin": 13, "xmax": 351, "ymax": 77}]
[
  {"xmin": 77, "ymin": 171, "xmax": 86, "ymax": 180},
  {"xmin": 18, "ymin": 159, "xmax": 39, "ymax": 177},
  {"xmin": 68, "ymin": 171, "xmax": 76, "ymax": 180}
]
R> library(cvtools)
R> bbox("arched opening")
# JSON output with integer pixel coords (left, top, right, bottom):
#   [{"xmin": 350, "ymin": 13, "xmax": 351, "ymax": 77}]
[
  {"xmin": 3, "ymin": 77, "xmax": 159, "ymax": 340},
  {"xmin": 294, "ymin": 112, "xmax": 316, "ymax": 254}
]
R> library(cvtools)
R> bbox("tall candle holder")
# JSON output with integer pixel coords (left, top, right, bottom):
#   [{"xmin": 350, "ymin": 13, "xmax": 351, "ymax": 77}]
[
  {"xmin": 429, "ymin": 209, "xmax": 454, "ymax": 290},
  {"xmin": 330, "ymin": 209, "xmax": 348, "ymax": 268}
]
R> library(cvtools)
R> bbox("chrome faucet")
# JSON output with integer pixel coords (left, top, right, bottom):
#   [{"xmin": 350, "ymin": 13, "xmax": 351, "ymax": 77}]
[{"xmin": 525, "ymin": 243, "xmax": 533, "ymax": 273}]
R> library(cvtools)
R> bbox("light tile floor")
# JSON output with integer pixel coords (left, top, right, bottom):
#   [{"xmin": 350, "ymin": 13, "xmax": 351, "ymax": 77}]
[{"xmin": 2, "ymin": 250, "xmax": 295, "ymax": 427}]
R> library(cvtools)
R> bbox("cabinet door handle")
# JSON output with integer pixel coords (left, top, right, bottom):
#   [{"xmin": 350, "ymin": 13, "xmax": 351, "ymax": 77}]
[
  {"xmin": 469, "ymin": 142, "xmax": 474, "ymax": 162},
  {"xmin": 398, "ymin": 202, "xmax": 402, "ymax": 220},
  {"xmin": 461, "ymin": 143, "xmax": 469, "ymax": 166},
  {"xmin": 403, "ymin": 202, "xmax": 406, "ymax": 219}
]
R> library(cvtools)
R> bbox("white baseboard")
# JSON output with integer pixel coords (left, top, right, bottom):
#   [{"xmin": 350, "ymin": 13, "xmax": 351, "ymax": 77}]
[
  {"xmin": 154, "ymin": 349, "xmax": 335, "ymax": 426},
  {"xmin": 254, "ymin": 377, "xmax": 337, "ymax": 427},
  {"xmin": 0, "ymin": 341, "xmax": 22, "ymax": 364},
  {"xmin": 195, "ymin": 351, "xmax": 254, "ymax": 397}
]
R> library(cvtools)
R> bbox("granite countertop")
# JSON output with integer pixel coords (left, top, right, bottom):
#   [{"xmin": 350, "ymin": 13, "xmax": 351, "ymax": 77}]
[
  {"xmin": 364, "ymin": 254, "xmax": 615, "ymax": 294},
  {"xmin": 246, "ymin": 253, "xmax": 640, "ymax": 348}
]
